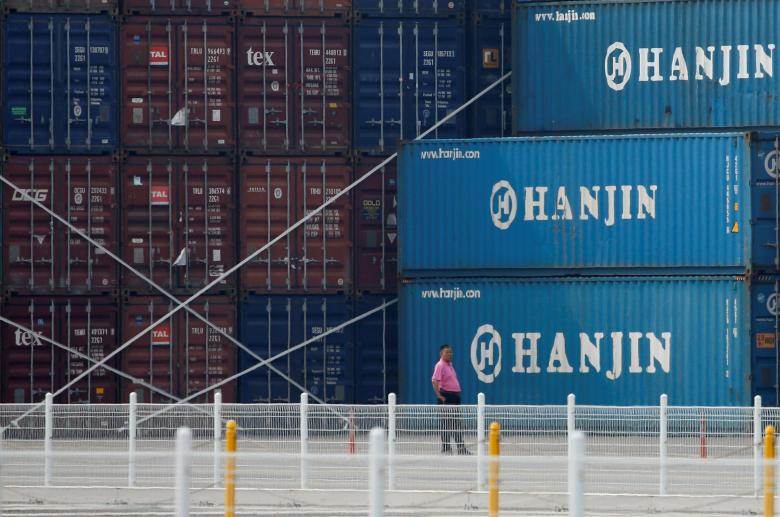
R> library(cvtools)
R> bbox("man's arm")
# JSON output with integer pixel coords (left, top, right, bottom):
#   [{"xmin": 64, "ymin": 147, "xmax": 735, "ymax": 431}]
[{"xmin": 431, "ymin": 378, "xmax": 445, "ymax": 402}]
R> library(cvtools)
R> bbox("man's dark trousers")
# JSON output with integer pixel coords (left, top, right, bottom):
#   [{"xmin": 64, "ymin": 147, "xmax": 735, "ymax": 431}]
[{"xmin": 437, "ymin": 390, "xmax": 466, "ymax": 453}]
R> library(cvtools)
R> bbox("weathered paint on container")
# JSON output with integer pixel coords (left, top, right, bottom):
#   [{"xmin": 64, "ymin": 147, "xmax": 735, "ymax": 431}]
[
  {"xmin": 353, "ymin": 158, "xmax": 397, "ymax": 293},
  {"xmin": 120, "ymin": 296, "xmax": 237, "ymax": 403},
  {"xmin": 399, "ymin": 277, "xmax": 763, "ymax": 406},
  {"xmin": 353, "ymin": 294, "xmax": 398, "ymax": 403},
  {"xmin": 2, "ymin": 156, "xmax": 119, "ymax": 294},
  {"xmin": 239, "ymin": 156, "xmax": 351, "ymax": 293},
  {"xmin": 239, "ymin": 0, "xmax": 350, "ymax": 17},
  {"xmin": 1, "ymin": 297, "xmax": 119, "ymax": 403},
  {"xmin": 236, "ymin": 19, "xmax": 351, "ymax": 153},
  {"xmin": 468, "ymin": 12, "xmax": 511, "ymax": 137},
  {"xmin": 123, "ymin": 0, "xmax": 234, "ymax": 16},
  {"xmin": 3, "ymin": 14, "xmax": 118, "ymax": 153},
  {"xmin": 513, "ymin": 0, "xmax": 780, "ymax": 133},
  {"xmin": 121, "ymin": 156, "xmax": 236, "ymax": 292},
  {"xmin": 353, "ymin": 17, "xmax": 467, "ymax": 153},
  {"xmin": 120, "ymin": 17, "xmax": 235, "ymax": 153},
  {"xmin": 4, "ymin": 0, "xmax": 116, "ymax": 13},
  {"xmin": 354, "ymin": 0, "xmax": 464, "ymax": 17},
  {"xmin": 397, "ymin": 133, "xmax": 780, "ymax": 275},
  {"xmin": 238, "ymin": 295, "xmax": 353, "ymax": 403}
]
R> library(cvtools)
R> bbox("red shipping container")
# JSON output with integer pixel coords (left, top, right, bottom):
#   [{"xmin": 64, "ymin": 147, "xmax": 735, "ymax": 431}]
[
  {"xmin": 120, "ymin": 296, "xmax": 237, "ymax": 403},
  {"xmin": 1, "ymin": 297, "xmax": 119, "ymax": 403},
  {"xmin": 4, "ymin": 0, "xmax": 117, "ymax": 12},
  {"xmin": 236, "ymin": 18, "xmax": 350, "ymax": 153},
  {"xmin": 239, "ymin": 156, "xmax": 351, "ymax": 292},
  {"xmin": 2, "ymin": 156, "xmax": 119, "ymax": 295},
  {"xmin": 121, "ymin": 156, "xmax": 236, "ymax": 292},
  {"xmin": 239, "ymin": 0, "xmax": 349, "ymax": 17},
  {"xmin": 121, "ymin": 18, "xmax": 235, "ymax": 153},
  {"xmin": 353, "ymin": 158, "xmax": 397, "ymax": 292},
  {"xmin": 123, "ymin": 0, "xmax": 234, "ymax": 16}
]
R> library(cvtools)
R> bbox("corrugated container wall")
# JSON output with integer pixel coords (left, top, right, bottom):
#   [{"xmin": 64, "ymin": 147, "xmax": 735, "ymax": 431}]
[
  {"xmin": 120, "ymin": 296, "xmax": 237, "ymax": 403},
  {"xmin": 1, "ymin": 297, "xmax": 119, "ymax": 403},
  {"xmin": 398, "ymin": 133, "xmax": 780, "ymax": 276},
  {"xmin": 468, "ymin": 8, "xmax": 511, "ymax": 137},
  {"xmin": 2, "ymin": 156, "xmax": 119, "ymax": 294},
  {"xmin": 238, "ymin": 294, "xmax": 353, "ymax": 403},
  {"xmin": 120, "ymin": 18, "xmax": 235, "ymax": 154},
  {"xmin": 3, "ymin": 0, "xmax": 117, "ymax": 13},
  {"xmin": 238, "ymin": 0, "xmax": 350, "ymax": 17},
  {"xmin": 353, "ymin": 0, "xmax": 464, "ymax": 17},
  {"xmin": 238, "ymin": 156, "xmax": 351, "ymax": 293},
  {"xmin": 121, "ymin": 156, "xmax": 236, "ymax": 293},
  {"xmin": 513, "ymin": 0, "xmax": 780, "ymax": 133},
  {"xmin": 236, "ymin": 18, "xmax": 351, "ymax": 154},
  {"xmin": 352, "ymin": 17, "xmax": 467, "ymax": 154},
  {"xmin": 353, "ymin": 294, "xmax": 397, "ymax": 403},
  {"xmin": 399, "ymin": 276, "xmax": 766, "ymax": 406},
  {"xmin": 122, "ymin": 0, "xmax": 234, "ymax": 16},
  {"xmin": 3, "ymin": 14, "xmax": 118, "ymax": 153}
]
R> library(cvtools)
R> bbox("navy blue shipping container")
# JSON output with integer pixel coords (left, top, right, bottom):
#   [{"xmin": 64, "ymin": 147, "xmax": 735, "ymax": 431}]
[
  {"xmin": 468, "ymin": 11, "xmax": 511, "ymax": 137},
  {"xmin": 400, "ymin": 276, "xmax": 780, "ymax": 406},
  {"xmin": 354, "ymin": 0, "xmax": 464, "ymax": 17},
  {"xmin": 513, "ymin": 0, "xmax": 780, "ymax": 133},
  {"xmin": 3, "ymin": 14, "xmax": 118, "ymax": 153},
  {"xmin": 353, "ymin": 295, "xmax": 398, "ymax": 403},
  {"xmin": 238, "ymin": 295, "xmax": 353, "ymax": 404},
  {"xmin": 353, "ymin": 18, "xmax": 467, "ymax": 154},
  {"xmin": 399, "ymin": 133, "xmax": 780, "ymax": 276}
]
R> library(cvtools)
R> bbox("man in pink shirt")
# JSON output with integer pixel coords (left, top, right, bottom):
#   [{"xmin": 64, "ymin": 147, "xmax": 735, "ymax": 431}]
[{"xmin": 431, "ymin": 344, "xmax": 470, "ymax": 455}]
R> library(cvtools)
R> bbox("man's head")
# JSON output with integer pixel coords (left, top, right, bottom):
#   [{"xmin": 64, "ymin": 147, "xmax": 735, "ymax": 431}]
[{"xmin": 440, "ymin": 344, "xmax": 453, "ymax": 363}]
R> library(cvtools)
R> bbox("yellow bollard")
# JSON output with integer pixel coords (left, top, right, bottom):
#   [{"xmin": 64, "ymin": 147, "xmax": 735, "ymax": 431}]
[
  {"xmin": 766, "ymin": 425, "xmax": 776, "ymax": 517},
  {"xmin": 488, "ymin": 422, "xmax": 500, "ymax": 517},
  {"xmin": 225, "ymin": 420, "xmax": 237, "ymax": 517}
]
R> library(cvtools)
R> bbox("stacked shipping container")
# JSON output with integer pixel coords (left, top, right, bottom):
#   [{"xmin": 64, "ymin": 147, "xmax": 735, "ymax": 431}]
[{"xmin": 0, "ymin": 0, "xmax": 499, "ymax": 404}]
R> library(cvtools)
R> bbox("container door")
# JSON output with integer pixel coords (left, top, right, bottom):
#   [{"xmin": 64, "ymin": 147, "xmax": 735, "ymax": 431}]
[
  {"xmin": 239, "ymin": 158, "xmax": 295, "ymax": 291},
  {"xmin": 122, "ymin": 159, "xmax": 175, "ymax": 290},
  {"xmin": 751, "ymin": 134, "xmax": 780, "ymax": 273},
  {"xmin": 301, "ymin": 297, "xmax": 352, "ymax": 403},
  {"xmin": 353, "ymin": 295, "xmax": 397, "ymax": 404},
  {"xmin": 752, "ymin": 280, "xmax": 780, "ymax": 406},
  {"xmin": 469, "ymin": 15, "xmax": 510, "ymax": 137},
  {"xmin": 237, "ymin": 20, "xmax": 291, "ymax": 152}
]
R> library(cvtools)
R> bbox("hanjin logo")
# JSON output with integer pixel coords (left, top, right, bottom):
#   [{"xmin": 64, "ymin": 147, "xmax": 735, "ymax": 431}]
[
  {"xmin": 605, "ymin": 41, "xmax": 632, "ymax": 91},
  {"xmin": 12, "ymin": 189, "xmax": 48, "ymax": 202},
  {"xmin": 246, "ymin": 47, "xmax": 276, "ymax": 67},
  {"xmin": 490, "ymin": 181, "xmax": 517, "ymax": 230},
  {"xmin": 766, "ymin": 150, "xmax": 780, "ymax": 179},
  {"xmin": 768, "ymin": 293, "xmax": 780, "ymax": 316},
  {"xmin": 149, "ymin": 46, "xmax": 169, "ymax": 66},
  {"xmin": 471, "ymin": 324, "xmax": 502, "ymax": 383}
]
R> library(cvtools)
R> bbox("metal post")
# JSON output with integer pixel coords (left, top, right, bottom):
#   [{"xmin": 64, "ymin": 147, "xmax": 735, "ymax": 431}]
[
  {"xmin": 567, "ymin": 393, "xmax": 576, "ymax": 446},
  {"xmin": 129, "ymin": 392, "xmax": 137, "ymax": 487},
  {"xmin": 756, "ymin": 395, "xmax": 763, "ymax": 497},
  {"xmin": 387, "ymin": 393, "xmax": 396, "ymax": 491},
  {"xmin": 766, "ymin": 425, "xmax": 776, "ymax": 517},
  {"xmin": 175, "ymin": 427, "xmax": 192, "ymax": 517},
  {"xmin": 569, "ymin": 431, "xmax": 585, "ymax": 517},
  {"xmin": 300, "ymin": 393, "xmax": 309, "ymax": 489},
  {"xmin": 477, "ymin": 392, "xmax": 486, "ymax": 490},
  {"xmin": 488, "ymin": 422, "xmax": 500, "ymax": 517},
  {"xmin": 224, "ymin": 420, "xmax": 237, "ymax": 517},
  {"xmin": 44, "ymin": 392, "xmax": 53, "ymax": 487},
  {"xmin": 213, "ymin": 391, "xmax": 222, "ymax": 486},
  {"xmin": 659, "ymin": 394, "xmax": 668, "ymax": 496},
  {"xmin": 369, "ymin": 428, "xmax": 386, "ymax": 517}
]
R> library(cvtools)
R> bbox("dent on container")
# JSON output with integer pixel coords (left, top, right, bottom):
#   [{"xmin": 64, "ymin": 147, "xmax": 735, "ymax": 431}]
[
  {"xmin": 1, "ymin": 297, "xmax": 119, "ymax": 403},
  {"xmin": 120, "ymin": 17, "xmax": 235, "ymax": 153},
  {"xmin": 399, "ymin": 276, "xmax": 766, "ymax": 406},
  {"xmin": 2, "ymin": 156, "xmax": 119, "ymax": 294},
  {"xmin": 3, "ymin": 14, "xmax": 118, "ymax": 153}
]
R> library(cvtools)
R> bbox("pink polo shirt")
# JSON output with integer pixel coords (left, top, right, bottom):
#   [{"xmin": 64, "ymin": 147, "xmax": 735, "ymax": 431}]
[{"xmin": 432, "ymin": 359, "xmax": 461, "ymax": 393}]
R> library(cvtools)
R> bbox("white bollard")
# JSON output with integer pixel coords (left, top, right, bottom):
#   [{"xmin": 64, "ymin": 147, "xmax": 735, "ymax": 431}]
[
  {"xmin": 659, "ymin": 394, "xmax": 668, "ymax": 496},
  {"xmin": 369, "ymin": 428, "xmax": 386, "ymax": 517},
  {"xmin": 477, "ymin": 392, "xmax": 486, "ymax": 490},
  {"xmin": 300, "ymin": 393, "xmax": 309, "ymax": 490},
  {"xmin": 568, "ymin": 431, "xmax": 585, "ymax": 517},
  {"xmin": 128, "ymin": 392, "xmax": 137, "ymax": 487},
  {"xmin": 755, "ymin": 395, "xmax": 763, "ymax": 496},
  {"xmin": 387, "ymin": 393, "xmax": 396, "ymax": 491},
  {"xmin": 213, "ymin": 390, "xmax": 222, "ymax": 486},
  {"xmin": 175, "ymin": 427, "xmax": 192, "ymax": 517},
  {"xmin": 44, "ymin": 393, "xmax": 53, "ymax": 487},
  {"xmin": 567, "ymin": 394, "xmax": 576, "ymax": 448}
]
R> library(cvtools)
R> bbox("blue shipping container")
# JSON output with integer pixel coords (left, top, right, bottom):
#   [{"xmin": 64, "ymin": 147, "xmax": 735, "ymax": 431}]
[
  {"xmin": 398, "ymin": 133, "xmax": 780, "ymax": 275},
  {"xmin": 468, "ymin": 12, "xmax": 511, "ymax": 137},
  {"xmin": 513, "ymin": 0, "xmax": 780, "ymax": 133},
  {"xmin": 400, "ymin": 276, "xmax": 780, "ymax": 406},
  {"xmin": 354, "ymin": 0, "xmax": 464, "ymax": 17},
  {"xmin": 353, "ymin": 295, "xmax": 398, "ymax": 404},
  {"xmin": 238, "ymin": 296, "xmax": 353, "ymax": 404},
  {"xmin": 353, "ymin": 18, "xmax": 467, "ymax": 154},
  {"xmin": 3, "ymin": 14, "xmax": 118, "ymax": 153}
]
